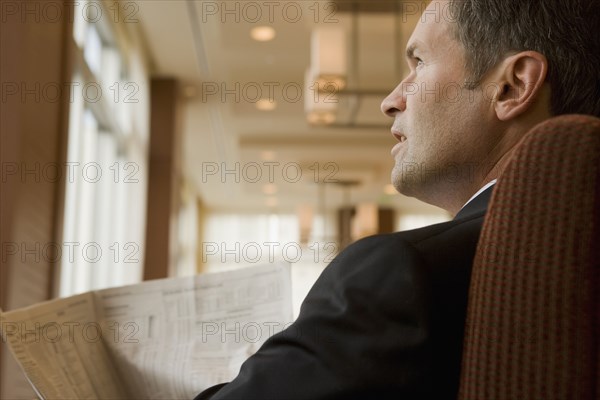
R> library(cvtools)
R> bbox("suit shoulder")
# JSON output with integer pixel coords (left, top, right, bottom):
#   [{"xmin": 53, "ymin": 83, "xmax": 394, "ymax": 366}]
[
  {"xmin": 393, "ymin": 211, "xmax": 485, "ymax": 249},
  {"xmin": 343, "ymin": 212, "xmax": 483, "ymax": 253}
]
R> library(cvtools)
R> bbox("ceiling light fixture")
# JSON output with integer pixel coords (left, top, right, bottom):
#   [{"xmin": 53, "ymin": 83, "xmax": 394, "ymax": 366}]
[
  {"xmin": 261, "ymin": 150, "xmax": 276, "ymax": 161},
  {"xmin": 309, "ymin": 27, "xmax": 347, "ymax": 90},
  {"xmin": 251, "ymin": 26, "xmax": 276, "ymax": 42},
  {"xmin": 256, "ymin": 99, "xmax": 277, "ymax": 111},
  {"xmin": 304, "ymin": 68, "xmax": 338, "ymax": 125},
  {"xmin": 306, "ymin": 110, "xmax": 336, "ymax": 125},
  {"xmin": 304, "ymin": 27, "xmax": 347, "ymax": 124},
  {"xmin": 262, "ymin": 184, "xmax": 278, "ymax": 195}
]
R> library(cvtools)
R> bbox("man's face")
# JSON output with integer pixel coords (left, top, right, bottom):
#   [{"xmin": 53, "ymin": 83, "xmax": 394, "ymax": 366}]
[{"xmin": 381, "ymin": 1, "xmax": 498, "ymax": 205}]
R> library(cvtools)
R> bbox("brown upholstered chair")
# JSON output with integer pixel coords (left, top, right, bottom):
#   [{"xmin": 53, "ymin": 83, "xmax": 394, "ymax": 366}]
[{"xmin": 459, "ymin": 115, "xmax": 600, "ymax": 399}]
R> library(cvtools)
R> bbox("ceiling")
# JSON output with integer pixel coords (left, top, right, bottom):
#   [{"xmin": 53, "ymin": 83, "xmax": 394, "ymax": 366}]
[{"xmin": 135, "ymin": 0, "xmax": 447, "ymax": 216}]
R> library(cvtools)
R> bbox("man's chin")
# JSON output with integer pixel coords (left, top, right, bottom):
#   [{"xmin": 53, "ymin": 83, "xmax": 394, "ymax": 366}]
[{"xmin": 391, "ymin": 172, "xmax": 418, "ymax": 199}]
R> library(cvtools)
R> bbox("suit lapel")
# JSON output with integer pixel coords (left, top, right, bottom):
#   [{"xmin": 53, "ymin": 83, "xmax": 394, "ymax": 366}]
[{"xmin": 453, "ymin": 185, "xmax": 495, "ymax": 220}]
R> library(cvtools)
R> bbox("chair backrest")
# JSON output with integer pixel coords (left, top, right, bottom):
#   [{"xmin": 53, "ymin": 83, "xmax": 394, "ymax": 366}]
[{"xmin": 459, "ymin": 115, "xmax": 600, "ymax": 399}]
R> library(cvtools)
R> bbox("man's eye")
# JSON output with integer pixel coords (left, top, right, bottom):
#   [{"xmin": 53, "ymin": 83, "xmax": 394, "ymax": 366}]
[{"xmin": 416, "ymin": 58, "xmax": 424, "ymax": 67}]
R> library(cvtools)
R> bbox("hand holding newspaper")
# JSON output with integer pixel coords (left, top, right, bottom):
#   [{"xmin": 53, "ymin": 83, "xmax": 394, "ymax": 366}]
[{"xmin": 0, "ymin": 262, "xmax": 293, "ymax": 399}]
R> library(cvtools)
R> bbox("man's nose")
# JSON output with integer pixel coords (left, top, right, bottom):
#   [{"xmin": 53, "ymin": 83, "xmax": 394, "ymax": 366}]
[{"xmin": 380, "ymin": 82, "xmax": 408, "ymax": 117}]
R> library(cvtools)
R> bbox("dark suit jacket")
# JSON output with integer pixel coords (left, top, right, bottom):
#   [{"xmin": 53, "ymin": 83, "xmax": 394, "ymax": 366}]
[{"xmin": 195, "ymin": 187, "xmax": 493, "ymax": 399}]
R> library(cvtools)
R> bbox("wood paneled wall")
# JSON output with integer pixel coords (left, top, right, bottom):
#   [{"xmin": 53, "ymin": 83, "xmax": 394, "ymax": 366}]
[{"xmin": 0, "ymin": 1, "xmax": 73, "ymax": 397}]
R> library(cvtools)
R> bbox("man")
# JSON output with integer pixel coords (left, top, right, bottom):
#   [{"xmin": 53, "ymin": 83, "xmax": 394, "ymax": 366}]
[{"xmin": 196, "ymin": 0, "xmax": 600, "ymax": 398}]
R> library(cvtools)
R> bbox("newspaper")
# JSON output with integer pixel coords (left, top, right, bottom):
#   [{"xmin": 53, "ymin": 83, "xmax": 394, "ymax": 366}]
[{"xmin": 0, "ymin": 262, "xmax": 293, "ymax": 399}]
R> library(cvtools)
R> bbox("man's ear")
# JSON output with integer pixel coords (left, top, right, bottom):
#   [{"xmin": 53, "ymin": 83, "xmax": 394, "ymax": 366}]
[{"xmin": 493, "ymin": 51, "xmax": 548, "ymax": 121}]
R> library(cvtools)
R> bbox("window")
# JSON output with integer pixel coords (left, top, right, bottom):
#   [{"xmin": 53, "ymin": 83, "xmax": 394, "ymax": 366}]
[
  {"xmin": 59, "ymin": 1, "xmax": 149, "ymax": 296},
  {"xmin": 202, "ymin": 211, "xmax": 336, "ymax": 317}
]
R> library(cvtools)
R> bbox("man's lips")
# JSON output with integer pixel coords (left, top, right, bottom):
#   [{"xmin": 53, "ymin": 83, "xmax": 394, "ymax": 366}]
[
  {"xmin": 391, "ymin": 130, "xmax": 407, "ymax": 157},
  {"xmin": 392, "ymin": 131, "xmax": 407, "ymax": 142}
]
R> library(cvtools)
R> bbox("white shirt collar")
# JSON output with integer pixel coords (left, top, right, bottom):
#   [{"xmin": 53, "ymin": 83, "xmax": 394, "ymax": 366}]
[{"xmin": 460, "ymin": 179, "xmax": 497, "ymax": 211}]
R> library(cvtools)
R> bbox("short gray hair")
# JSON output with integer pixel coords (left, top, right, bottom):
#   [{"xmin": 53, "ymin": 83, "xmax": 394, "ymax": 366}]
[{"xmin": 448, "ymin": 0, "xmax": 600, "ymax": 117}]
